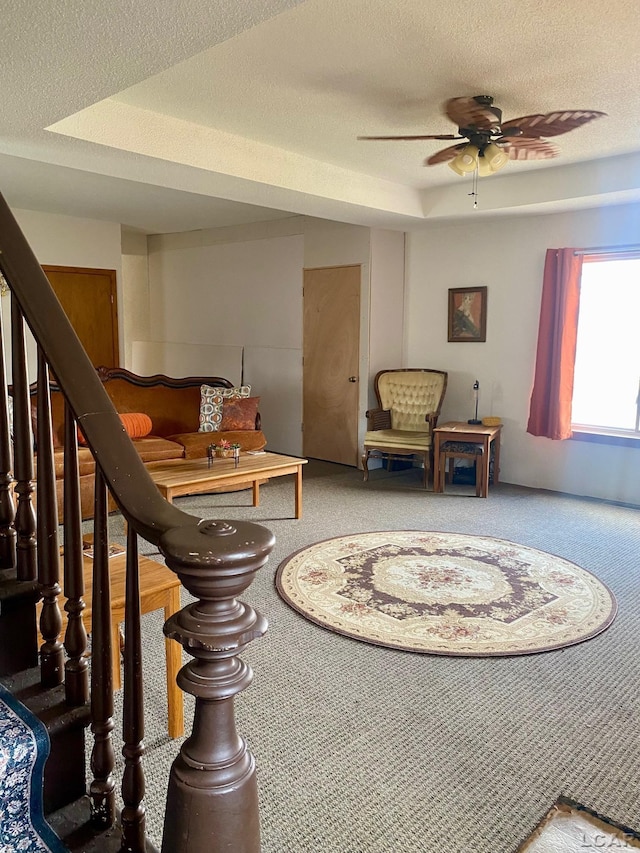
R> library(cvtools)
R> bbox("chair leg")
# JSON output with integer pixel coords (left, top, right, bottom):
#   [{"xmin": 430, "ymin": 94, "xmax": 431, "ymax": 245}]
[
  {"xmin": 422, "ymin": 452, "xmax": 429, "ymax": 489},
  {"xmin": 362, "ymin": 451, "xmax": 370, "ymax": 482}
]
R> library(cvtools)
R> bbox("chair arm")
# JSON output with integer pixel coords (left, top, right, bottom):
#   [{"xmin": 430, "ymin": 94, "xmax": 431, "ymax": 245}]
[
  {"xmin": 425, "ymin": 413, "xmax": 439, "ymax": 430},
  {"xmin": 365, "ymin": 408, "xmax": 391, "ymax": 430}
]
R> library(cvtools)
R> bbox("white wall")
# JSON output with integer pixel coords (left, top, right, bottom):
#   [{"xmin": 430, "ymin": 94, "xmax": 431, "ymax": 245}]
[
  {"xmin": 145, "ymin": 219, "xmax": 305, "ymax": 455},
  {"xmin": 121, "ymin": 229, "xmax": 150, "ymax": 369},
  {"xmin": 369, "ymin": 229, "xmax": 405, "ymax": 394},
  {"xmin": 405, "ymin": 201, "xmax": 640, "ymax": 505},
  {"xmin": 13, "ymin": 208, "xmax": 123, "ymax": 271}
]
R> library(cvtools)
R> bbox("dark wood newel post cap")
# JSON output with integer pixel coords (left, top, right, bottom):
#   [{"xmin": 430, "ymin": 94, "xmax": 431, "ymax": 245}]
[
  {"xmin": 159, "ymin": 518, "xmax": 275, "ymax": 596},
  {"xmin": 159, "ymin": 518, "xmax": 275, "ymax": 661}
]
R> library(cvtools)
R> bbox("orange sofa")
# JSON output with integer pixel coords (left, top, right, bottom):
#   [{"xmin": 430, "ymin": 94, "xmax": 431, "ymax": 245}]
[{"xmin": 41, "ymin": 367, "xmax": 267, "ymax": 520}]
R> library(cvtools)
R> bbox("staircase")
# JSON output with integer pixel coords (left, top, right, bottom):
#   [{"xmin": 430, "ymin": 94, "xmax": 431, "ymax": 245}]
[
  {"xmin": 0, "ymin": 192, "xmax": 276, "ymax": 852},
  {"xmin": 0, "ymin": 679, "xmax": 71, "ymax": 853}
]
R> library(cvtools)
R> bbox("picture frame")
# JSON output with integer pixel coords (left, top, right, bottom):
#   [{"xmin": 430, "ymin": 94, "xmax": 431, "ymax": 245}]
[{"xmin": 448, "ymin": 286, "xmax": 487, "ymax": 343}]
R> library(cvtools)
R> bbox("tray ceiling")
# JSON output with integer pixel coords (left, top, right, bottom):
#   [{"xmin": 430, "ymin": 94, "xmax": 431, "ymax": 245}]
[{"xmin": 2, "ymin": 0, "xmax": 640, "ymax": 232}]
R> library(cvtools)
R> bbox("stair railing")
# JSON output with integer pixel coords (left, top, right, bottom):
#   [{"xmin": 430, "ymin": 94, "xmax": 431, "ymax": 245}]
[{"xmin": 0, "ymin": 191, "xmax": 275, "ymax": 853}]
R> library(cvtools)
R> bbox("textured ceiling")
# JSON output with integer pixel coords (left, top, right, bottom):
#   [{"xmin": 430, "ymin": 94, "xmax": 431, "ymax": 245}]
[{"xmin": 2, "ymin": 0, "xmax": 640, "ymax": 233}]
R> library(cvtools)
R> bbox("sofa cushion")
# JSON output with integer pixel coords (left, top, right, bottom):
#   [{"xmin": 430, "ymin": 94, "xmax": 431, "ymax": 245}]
[
  {"xmin": 198, "ymin": 387, "xmax": 224, "ymax": 433},
  {"xmin": 169, "ymin": 430, "xmax": 267, "ymax": 459},
  {"xmin": 50, "ymin": 448, "xmax": 97, "ymax": 479},
  {"xmin": 198, "ymin": 384, "xmax": 252, "ymax": 433},
  {"xmin": 131, "ymin": 436, "xmax": 185, "ymax": 463},
  {"xmin": 220, "ymin": 397, "xmax": 260, "ymax": 431},
  {"xmin": 363, "ymin": 428, "xmax": 432, "ymax": 449},
  {"xmin": 218, "ymin": 385, "xmax": 252, "ymax": 398}
]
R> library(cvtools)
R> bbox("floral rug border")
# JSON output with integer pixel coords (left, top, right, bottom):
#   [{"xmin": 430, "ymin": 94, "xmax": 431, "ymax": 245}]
[{"xmin": 275, "ymin": 531, "xmax": 617, "ymax": 657}]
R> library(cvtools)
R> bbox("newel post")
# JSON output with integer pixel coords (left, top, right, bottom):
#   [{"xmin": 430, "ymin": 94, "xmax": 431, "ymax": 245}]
[{"xmin": 159, "ymin": 518, "xmax": 275, "ymax": 853}]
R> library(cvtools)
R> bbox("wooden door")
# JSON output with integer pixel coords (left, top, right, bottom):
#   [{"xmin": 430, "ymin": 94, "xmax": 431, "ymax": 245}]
[
  {"xmin": 43, "ymin": 266, "xmax": 119, "ymax": 368},
  {"xmin": 303, "ymin": 265, "xmax": 360, "ymax": 465}
]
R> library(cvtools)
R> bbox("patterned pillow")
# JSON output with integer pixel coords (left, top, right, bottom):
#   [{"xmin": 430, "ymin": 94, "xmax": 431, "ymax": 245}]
[
  {"xmin": 198, "ymin": 385, "xmax": 251, "ymax": 432},
  {"xmin": 198, "ymin": 388, "xmax": 224, "ymax": 433},
  {"xmin": 220, "ymin": 396, "xmax": 260, "ymax": 431},
  {"xmin": 219, "ymin": 385, "xmax": 251, "ymax": 399}
]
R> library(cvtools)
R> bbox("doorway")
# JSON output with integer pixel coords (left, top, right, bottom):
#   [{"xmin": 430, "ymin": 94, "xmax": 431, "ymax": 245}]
[
  {"xmin": 303, "ymin": 265, "xmax": 361, "ymax": 466},
  {"xmin": 43, "ymin": 266, "xmax": 119, "ymax": 368}
]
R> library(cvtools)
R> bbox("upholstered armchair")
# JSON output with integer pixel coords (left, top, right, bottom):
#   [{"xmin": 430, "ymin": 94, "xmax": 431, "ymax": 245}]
[{"xmin": 362, "ymin": 368, "xmax": 448, "ymax": 488}]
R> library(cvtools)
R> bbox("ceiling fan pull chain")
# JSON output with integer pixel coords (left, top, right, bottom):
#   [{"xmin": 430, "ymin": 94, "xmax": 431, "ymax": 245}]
[{"xmin": 468, "ymin": 168, "xmax": 479, "ymax": 209}]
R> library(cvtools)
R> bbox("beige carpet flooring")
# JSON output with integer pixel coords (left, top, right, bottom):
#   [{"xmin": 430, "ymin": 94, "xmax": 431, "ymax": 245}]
[{"xmin": 103, "ymin": 461, "xmax": 640, "ymax": 853}]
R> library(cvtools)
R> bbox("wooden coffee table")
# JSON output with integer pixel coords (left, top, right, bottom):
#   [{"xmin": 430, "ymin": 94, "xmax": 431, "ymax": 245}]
[{"xmin": 147, "ymin": 452, "xmax": 308, "ymax": 518}]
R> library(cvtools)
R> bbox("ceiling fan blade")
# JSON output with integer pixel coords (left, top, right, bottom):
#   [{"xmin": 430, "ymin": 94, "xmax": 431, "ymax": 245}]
[
  {"xmin": 445, "ymin": 96, "xmax": 501, "ymax": 131},
  {"xmin": 358, "ymin": 134, "xmax": 460, "ymax": 141},
  {"xmin": 425, "ymin": 144, "xmax": 465, "ymax": 166},
  {"xmin": 502, "ymin": 110, "xmax": 606, "ymax": 138},
  {"xmin": 502, "ymin": 138, "xmax": 560, "ymax": 160}
]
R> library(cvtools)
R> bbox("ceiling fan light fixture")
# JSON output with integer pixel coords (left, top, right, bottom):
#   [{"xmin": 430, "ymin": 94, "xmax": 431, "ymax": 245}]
[
  {"xmin": 477, "ymin": 155, "xmax": 496, "ymax": 177},
  {"xmin": 483, "ymin": 142, "xmax": 509, "ymax": 172},
  {"xmin": 448, "ymin": 144, "xmax": 479, "ymax": 175},
  {"xmin": 448, "ymin": 157, "xmax": 468, "ymax": 176}
]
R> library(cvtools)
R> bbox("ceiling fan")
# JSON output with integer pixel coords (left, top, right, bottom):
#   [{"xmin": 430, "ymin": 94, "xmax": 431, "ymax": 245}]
[{"xmin": 358, "ymin": 95, "xmax": 606, "ymax": 176}]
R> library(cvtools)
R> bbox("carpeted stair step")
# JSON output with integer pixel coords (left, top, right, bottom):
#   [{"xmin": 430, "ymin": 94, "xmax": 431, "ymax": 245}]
[
  {"xmin": 1, "ymin": 665, "xmax": 90, "ymax": 814},
  {"xmin": 0, "ymin": 678, "xmax": 68, "ymax": 852},
  {"xmin": 0, "ymin": 568, "xmax": 39, "ymax": 676}
]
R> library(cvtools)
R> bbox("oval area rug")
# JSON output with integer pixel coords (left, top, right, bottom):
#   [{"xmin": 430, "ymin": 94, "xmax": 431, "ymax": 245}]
[{"xmin": 275, "ymin": 531, "xmax": 617, "ymax": 656}]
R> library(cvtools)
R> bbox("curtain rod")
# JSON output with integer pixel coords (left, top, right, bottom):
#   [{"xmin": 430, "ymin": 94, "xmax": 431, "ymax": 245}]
[{"xmin": 573, "ymin": 244, "xmax": 640, "ymax": 256}]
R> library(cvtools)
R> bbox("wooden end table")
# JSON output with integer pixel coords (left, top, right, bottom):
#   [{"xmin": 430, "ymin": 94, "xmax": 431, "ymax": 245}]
[{"xmin": 433, "ymin": 422, "xmax": 502, "ymax": 498}]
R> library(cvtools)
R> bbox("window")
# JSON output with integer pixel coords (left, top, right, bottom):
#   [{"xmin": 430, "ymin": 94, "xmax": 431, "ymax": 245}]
[{"xmin": 572, "ymin": 254, "xmax": 640, "ymax": 436}]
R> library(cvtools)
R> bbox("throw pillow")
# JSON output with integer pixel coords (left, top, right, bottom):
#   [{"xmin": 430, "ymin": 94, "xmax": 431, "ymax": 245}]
[
  {"xmin": 119, "ymin": 412, "xmax": 153, "ymax": 439},
  {"xmin": 220, "ymin": 396, "xmax": 260, "ymax": 431},
  {"xmin": 198, "ymin": 385, "xmax": 251, "ymax": 433},
  {"xmin": 220, "ymin": 385, "xmax": 251, "ymax": 399},
  {"xmin": 78, "ymin": 412, "xmax": 153, "ymax": 445},
  {"xmin": 198, "ymin": 387, "xmax": 224, "ymax": 433}
]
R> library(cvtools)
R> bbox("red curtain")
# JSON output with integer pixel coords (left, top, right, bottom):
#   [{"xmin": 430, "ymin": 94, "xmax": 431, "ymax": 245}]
[{"xmin": 527, "ymin": 248, "xmax": 583, "ymax": 440}]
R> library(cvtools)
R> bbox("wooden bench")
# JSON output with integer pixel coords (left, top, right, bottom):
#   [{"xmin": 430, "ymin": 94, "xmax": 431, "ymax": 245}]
[{"xmin": 41, "ymin": 547, "xmax": 184, "ymax": 739}]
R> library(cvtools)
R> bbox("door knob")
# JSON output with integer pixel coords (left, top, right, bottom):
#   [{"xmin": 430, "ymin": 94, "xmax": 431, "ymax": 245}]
[{"xmin": 348, "ymin": 376, "xmax": 358, "ymax": 382}]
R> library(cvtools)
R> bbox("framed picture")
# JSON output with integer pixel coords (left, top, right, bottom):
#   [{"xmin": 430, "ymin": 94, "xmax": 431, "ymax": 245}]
[{"xmin": 448, "ymin": 286, "xmax": 487, "ymax": 342}]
